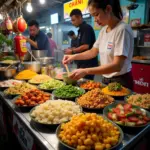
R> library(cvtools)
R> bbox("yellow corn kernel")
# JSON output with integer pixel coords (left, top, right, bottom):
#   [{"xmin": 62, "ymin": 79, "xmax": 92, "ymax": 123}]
[{"xmin": 84, "ymin": 138, "xmax": 93, "ymax": 145}]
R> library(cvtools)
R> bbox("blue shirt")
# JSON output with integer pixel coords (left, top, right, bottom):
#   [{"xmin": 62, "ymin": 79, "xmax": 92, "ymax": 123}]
[{"xmin": 30, "ymin": 30, "xmax": 51, "ymax": 56}]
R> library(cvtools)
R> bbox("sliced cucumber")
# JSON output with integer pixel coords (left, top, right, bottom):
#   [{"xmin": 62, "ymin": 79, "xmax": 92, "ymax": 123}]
[
  {"xmin": 115, "ymin": 121, "xmax": 124, "ymax": 125},
  {"xmin": 108, "ymin": 108, "xmax": 113, "ymax": 112}
]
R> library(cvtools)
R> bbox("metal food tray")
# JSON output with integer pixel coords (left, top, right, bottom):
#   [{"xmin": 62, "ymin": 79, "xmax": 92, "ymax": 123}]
[
  {"xmin": 0, "ymin": 60, "xmax": 20, "ymax": 66},
  {"xmin": 0, "ymin": 91, "xmax": 150, "ymax": 150}
]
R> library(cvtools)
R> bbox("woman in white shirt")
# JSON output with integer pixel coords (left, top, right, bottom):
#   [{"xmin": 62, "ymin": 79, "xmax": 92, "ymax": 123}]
[{"xmin": 62, "ymin": 0, "xmax": 134, "ymax": 90}]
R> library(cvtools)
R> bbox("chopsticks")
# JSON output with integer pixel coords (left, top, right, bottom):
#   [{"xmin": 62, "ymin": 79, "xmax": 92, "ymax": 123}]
[{"xmin": 65, "ymin": 64, "xmax": 70, "ymax": 76}]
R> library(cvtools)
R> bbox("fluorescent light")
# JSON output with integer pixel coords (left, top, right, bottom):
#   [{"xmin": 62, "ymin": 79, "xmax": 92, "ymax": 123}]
[
  {"xmin": 39, "ymin": 0, "xmax": 45, "ymax": 4},
  {"xmin": 40, "ymin": 26, "xmax": 46, "ymax": 29},
  {"xmin": 0, "ymin": 14, "xmax": 3, "ymax": 20},
  {"xmin": 51, "ymin": 13, "xmax": 59, "ymax": 24},
  {"xmin": 26, "ymin": 2, "xmax": 33, "ymax": 13}
]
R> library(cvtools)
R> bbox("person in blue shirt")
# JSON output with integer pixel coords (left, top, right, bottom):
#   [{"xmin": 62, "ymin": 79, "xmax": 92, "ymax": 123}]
[
  {"xmin": 25, "ymin": 20, "xmax": 51, "ymax": 56},
  {"xmin": 67, "ymin": 31, "xmax": 78, "ymax": 48}
]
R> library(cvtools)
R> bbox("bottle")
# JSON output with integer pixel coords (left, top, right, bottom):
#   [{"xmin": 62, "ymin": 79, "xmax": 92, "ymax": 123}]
[
  {"xmin": 14, "ymin": 33, "xmax": 27, "ymax": 62},
  {"xmin": 48, "ymin": 65, "xmax": 56, "ymax": 78},
  {"xmin": 41, "ymin": 66, "xmax": 48, "ymax": 75}
]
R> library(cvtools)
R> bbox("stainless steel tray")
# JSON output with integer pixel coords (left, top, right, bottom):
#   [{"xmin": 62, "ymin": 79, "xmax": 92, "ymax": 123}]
[
  {"xmin": 0, "ymin": 91, "xmax": 150, "ymax": 150},
  {"xmin": 132, "ymin": 59, "xmax": 150, "ymax": 64}
]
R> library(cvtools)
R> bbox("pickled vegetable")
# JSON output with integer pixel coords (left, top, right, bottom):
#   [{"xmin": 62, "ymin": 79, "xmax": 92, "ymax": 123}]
[{"xmin": 39, "ymin": 79, "xmax": 65, "ymax": 90}]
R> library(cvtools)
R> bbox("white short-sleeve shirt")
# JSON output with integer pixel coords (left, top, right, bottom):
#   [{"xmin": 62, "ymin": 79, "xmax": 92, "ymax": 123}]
[{"xmin": 93, "ymin": 21, "xmax": 134, "ymax": 78}]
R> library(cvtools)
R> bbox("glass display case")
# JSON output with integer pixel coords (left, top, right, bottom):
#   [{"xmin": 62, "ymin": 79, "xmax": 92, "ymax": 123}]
[{"xmin": 137, "ymin": 29, "xmax": 150, "ymax": 47}]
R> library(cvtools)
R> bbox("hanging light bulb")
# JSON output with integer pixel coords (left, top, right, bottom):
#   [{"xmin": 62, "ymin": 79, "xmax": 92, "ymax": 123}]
[
  {"xmin": 26, "ymin": 1, "xmax": 33, "ymax": 13},
  {"xmin": 39, "ymin": 0, "xmax": 45, "ymax": 5}
]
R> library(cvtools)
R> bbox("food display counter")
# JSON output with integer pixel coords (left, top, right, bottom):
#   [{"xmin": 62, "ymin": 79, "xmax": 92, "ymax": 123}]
[
  {"xmin": 0, "ymin": 0, "xmax": 149, "ymax": 149},
  {"xmin": 0, "ymin": 53, "xmax": 150, "ymax": 150},
  {"xmin": 0, "ymin": 91, "xmax": 150, "ymax": 150}
]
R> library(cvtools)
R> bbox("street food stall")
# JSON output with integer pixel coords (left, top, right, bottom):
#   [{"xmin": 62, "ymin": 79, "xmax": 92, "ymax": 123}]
[
  {"xmin": 0, "ymin": 0, "xmax": 150, "ymax": 150},
  {"xmin": 132, "ymin": 28, "xmax": 150, "ymax": 93}
]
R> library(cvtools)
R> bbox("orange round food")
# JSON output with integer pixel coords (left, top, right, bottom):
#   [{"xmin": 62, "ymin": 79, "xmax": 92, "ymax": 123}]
[
  {"xmin": 80, "ymin": 81, "xmax": 102, "ymax": 90},
  {"xmin": 58, "ymin": 113, "xmax": 121, "ymax": 150},
  {"xmin": 14, "ymin": 89, "xmax": 51, "ymax": 107}
]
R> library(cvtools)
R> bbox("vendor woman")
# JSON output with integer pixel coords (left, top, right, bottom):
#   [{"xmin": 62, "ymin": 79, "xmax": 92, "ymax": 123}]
[{"xmin": 62, "ymin": 0, "xmax": 134, "ymax": 90}]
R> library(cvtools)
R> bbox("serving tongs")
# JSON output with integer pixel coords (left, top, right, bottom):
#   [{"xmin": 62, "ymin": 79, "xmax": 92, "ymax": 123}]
[
  {"xmin": 17, "ymin": 49, "xmax": 40, "ymax": 72},
  {"xmin": 27, "ymin": 49, "xmax": 39, "ymax": 62}
]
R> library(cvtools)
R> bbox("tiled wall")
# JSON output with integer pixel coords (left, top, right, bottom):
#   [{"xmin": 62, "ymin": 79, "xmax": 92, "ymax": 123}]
[{"xmin": 120, "ymin": 0, "xmax": 147, "ymax": 24}]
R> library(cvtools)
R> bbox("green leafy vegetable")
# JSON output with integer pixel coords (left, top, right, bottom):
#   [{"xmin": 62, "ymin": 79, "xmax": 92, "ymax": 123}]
[
  {"xmin": 54, "ymin": 85, "xmax": 84, "ymax": 98},
  {"xmin": 0, "ymin": 33, "xmax": 13, "ymax": 47},
  {"xmin": 108, "ymin": 82, "xmax": 122, "ymax": 91},
  {"xmin": 137, "ymin": 97, "xmax": 142, "ymax": 102}
]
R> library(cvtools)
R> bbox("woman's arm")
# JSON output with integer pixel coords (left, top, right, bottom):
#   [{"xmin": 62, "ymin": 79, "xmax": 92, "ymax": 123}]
[
  {"xmin": 86, "ymin": 56, "xmax": 126, "ymax": 74},
  {"xmin": 63, "ymin": 47, "xmax": 99, "ymax": 64},
  {"xmin": 69, "ymin": 56, "xmax": 126, "ymax": 80},
  {"xmin": 74, "ymin": 47, "xmax": 99, "ymax": 60}
]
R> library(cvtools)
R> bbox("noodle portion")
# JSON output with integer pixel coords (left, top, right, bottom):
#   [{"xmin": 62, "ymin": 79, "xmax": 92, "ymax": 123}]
[{"xmin": 127, "ymin": 94, "xmax": 150, "ymax": 109}]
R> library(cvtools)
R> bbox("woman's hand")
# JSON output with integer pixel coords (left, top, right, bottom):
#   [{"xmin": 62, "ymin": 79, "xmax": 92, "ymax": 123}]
[
  {"xmin": 69, "ymin": 69, "xmax": 87, "ymax": 80},
  {"xmin": 62, "ymin": 55, "xmax": 75, "ymax": 65}
]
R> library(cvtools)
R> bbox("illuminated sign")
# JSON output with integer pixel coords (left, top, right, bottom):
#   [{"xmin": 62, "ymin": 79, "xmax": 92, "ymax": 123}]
[{"xmin": 64, "ymin": 0, "xmax": 89, "ymax": 20}]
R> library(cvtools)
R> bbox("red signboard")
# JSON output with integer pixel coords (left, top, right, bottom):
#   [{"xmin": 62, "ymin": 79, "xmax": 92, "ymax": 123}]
[{"xmin": 132, "ymin": 63, "xmax": 150, "ymax": 93}]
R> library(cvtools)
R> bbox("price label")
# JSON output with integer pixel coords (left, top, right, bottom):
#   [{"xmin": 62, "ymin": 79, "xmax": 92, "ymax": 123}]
[{"xmin": 13, "ymin": 115, "xmax": 34, "ymax": 150}]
